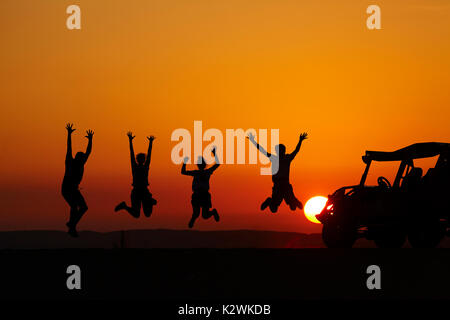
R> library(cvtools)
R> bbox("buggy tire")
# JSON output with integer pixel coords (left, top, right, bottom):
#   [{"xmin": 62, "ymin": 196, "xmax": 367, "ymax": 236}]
[
  {"xmin": 408, "ymin": 221, "xmax": 444, "ymax": 248},
  {"xmin": 373, "ymin": 227, "xmax": 406, "ymax": 248},
  {"xmin": 322, "ymin": 223, "xmax": 356, "ymax": 248}
]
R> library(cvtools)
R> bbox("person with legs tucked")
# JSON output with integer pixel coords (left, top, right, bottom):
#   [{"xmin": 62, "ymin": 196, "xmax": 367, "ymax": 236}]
[
  {"xmin": 181, "ymin": 147, "xmax": 220, "ymax": 228},
  {"xmin": 248, "ymin": 132, "xmax": 308, "ymax": 213},
  {"xmin": 115, "ymin": 132, "xmax": 157, "ymax": 218}
]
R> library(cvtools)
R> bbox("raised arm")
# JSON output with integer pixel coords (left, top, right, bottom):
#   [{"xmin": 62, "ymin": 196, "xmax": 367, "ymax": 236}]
[
  {"xmin": 181, "ymin": 157, "xmax": 195, "ymax": 176},
  {"xmin": 208, "ymin": 147, "xmax": 220, "ymax": 172},
  {"xmin": 84, "ymin": 129, "xmax": 94, "ymax": 161},
  {"xmin": 145, "ymin": 135, "xmax": 155, "ymax": 167},
  {"xmin": 289, "ymin": 132, "xmax": 308, "ymax": 160},
  {"xmin": 127, "ymin": 131, "xmax": 136, "ymax": 166},
  {"xmin": 247, "ymin": 132, "xmax": 271, "ymax": 158},
  {"xmin": 65, "ymin": 123, "xmax": 75, "ymax": 162}
]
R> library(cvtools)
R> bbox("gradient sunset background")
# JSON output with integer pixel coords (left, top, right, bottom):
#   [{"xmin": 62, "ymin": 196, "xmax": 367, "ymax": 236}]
[{"xmin": 0, "ymin": 0, "xmax": 449, "ymax": 233}]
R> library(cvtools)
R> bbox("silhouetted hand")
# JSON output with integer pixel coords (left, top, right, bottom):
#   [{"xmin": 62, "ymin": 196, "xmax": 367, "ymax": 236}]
[
  {"xmin": 85, "ymin": 130, "xmax": 94, "ymax": 140},
  {"xmin": 183, "ymin": 157, "xmax": 189, "ymax": 164},
  {"xmin": 147, "ymin": 135, "xmax": 155, "ymax": 142},
  {"xmin": 127, "ymin": 132, "xmax": 135, "ymax": 140},
  {"xmin": 247, "ymin": 132, "xmax": 255, "ymax": 142},
  {"xmin": 299, "ymin": 132, "xmax": 308, "ymax": 141},
  {"xmin": 66, "ymin": 123, "xmax": 76, "ymax": 134}
]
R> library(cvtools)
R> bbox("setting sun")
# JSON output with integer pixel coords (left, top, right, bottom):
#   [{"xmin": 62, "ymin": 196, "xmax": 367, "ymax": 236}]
[{"xmin": 304, "ymin": 196, "xmax": 328, "ymax": 224}]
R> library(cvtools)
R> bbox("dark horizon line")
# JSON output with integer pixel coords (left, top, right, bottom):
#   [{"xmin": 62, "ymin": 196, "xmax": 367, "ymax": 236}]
[{"xmin": 0, "ymin": 228, "xmax": 321, "ymax": 235}]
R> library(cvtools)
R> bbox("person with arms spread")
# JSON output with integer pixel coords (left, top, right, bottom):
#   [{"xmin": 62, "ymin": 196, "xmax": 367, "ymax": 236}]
[
  {"xmin": 248, "ymin": 132, "xmax": 308, "ymax": 213},
  {"xmin": 181, "ymin": 147, "xmax": 220, "ymax": 228}
]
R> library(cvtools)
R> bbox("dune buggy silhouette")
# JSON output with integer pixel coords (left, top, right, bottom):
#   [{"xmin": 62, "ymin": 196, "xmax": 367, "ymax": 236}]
[{"xmin": 316, "ymin": 142, "xmax": 450, "ymax": 248}]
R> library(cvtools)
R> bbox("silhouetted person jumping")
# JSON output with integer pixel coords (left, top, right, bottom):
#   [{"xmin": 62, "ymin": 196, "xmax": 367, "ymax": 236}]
[
  {"xmin": 182, "ymin": 148, "xmax": 220, "ymax": 228},
  {"xmin": 62, "ymin": 123, "xmax": 93, "ymax": 237},
  {"xmin": 115, "ymin": 132, "xmax": 157, "ymax": 218},
  {"xmin": 248, "ymin": 132, "xmax": 308, "ymax": 213}
]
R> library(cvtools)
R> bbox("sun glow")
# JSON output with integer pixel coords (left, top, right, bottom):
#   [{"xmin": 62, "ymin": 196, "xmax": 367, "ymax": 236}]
[{"xmin": 304, "ymin": 196, "xmax": 328, "ymax": 224}]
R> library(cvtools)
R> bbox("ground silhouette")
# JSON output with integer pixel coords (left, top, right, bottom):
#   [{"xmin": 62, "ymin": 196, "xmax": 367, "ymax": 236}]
[{"xmin": 2, "ymin": 229, "xmax": 449, "ymax": 249}]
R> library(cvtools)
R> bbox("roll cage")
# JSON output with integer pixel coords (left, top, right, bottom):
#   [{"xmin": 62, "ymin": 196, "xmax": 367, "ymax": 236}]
[{"xmin": 359, "ymin": 142, "xmax": 450, "ymax": 188}]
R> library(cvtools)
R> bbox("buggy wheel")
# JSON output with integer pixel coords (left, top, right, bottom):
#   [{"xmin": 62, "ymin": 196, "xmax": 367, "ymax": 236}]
[
  {"xmin": 408, "ymin": 221, "xmax": 444, "ymax": 248},
  {"xmin": 322, "ymin": 222, "xmax": 356, "ymax": 248},
  {"xmin": 373, "ymin": 227, "xmax": 406, "ymax": 248}
]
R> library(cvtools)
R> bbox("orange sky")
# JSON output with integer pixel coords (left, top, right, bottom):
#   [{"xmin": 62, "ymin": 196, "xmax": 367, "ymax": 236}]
[{"xmin": 0, "ymin": 0, "xmax": 449, "ymax": 233}]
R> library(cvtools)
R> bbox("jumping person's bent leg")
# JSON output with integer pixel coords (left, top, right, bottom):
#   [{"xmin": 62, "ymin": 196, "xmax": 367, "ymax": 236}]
[
  {"xmin": 197, "ymin": 192, "xmax": 219, "ymax": 222},
  {"xmin": 269, "ymin": 202, "xmax": 281, "ymax": 213},
  {"xmin": 62, "ymin": 187, "xmax": 84, "ymax": 237},
  {"xmin": 201, "ymin": 207, "xmax": 219, "ymax": 222},
  {"xmin": 62, "ymin": 189, "xmax": 77, "ymax": 228},
  {"xmin": 125, "ymin": 188, "xmax": 142, "ymax": 218},
  {"xmin": 67, "ymin": 207, "xmax": 79, "ymax": 237},
  {"xmin": 284, "ymin": 184, "xmax": 303, "ymax": 211},
  {"xmin": 189, "ymin": 205, "xmax": 200, "ymax": 228},
  {"xmin": 142, "ymin": 189, "xmax": 156, "ymax": 218},
  {"xmin": 115, "ymin": 189, "xmax": 141, "ymax": 218},
  {"xmin": 71, "ymin": 190, "xmax": 88, "ymax": 227},
  {"xmin": 269, "ymin": 184, "xmax": 283, "ymax": 213},
  {"xmin": 260, "ymin": 197, "xmax": 272, "ymax": 211},
  {"xmin": 210, "ymin": 208, "xmax": 220, "ymax": 222},
  {"xmin": 62, "ymin": 189, "xmax": 87, "ymax": 237},
  {"xmin": 67, "ymin": 207, "xmax": 78, "ymax": 229},
  {"xmin": 292, "ymin": 197, "xmax": 303, "ymax": 210},
  {"xmin": 201, "ymin": 207, "xmax": 213, "ymax": 219}
]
